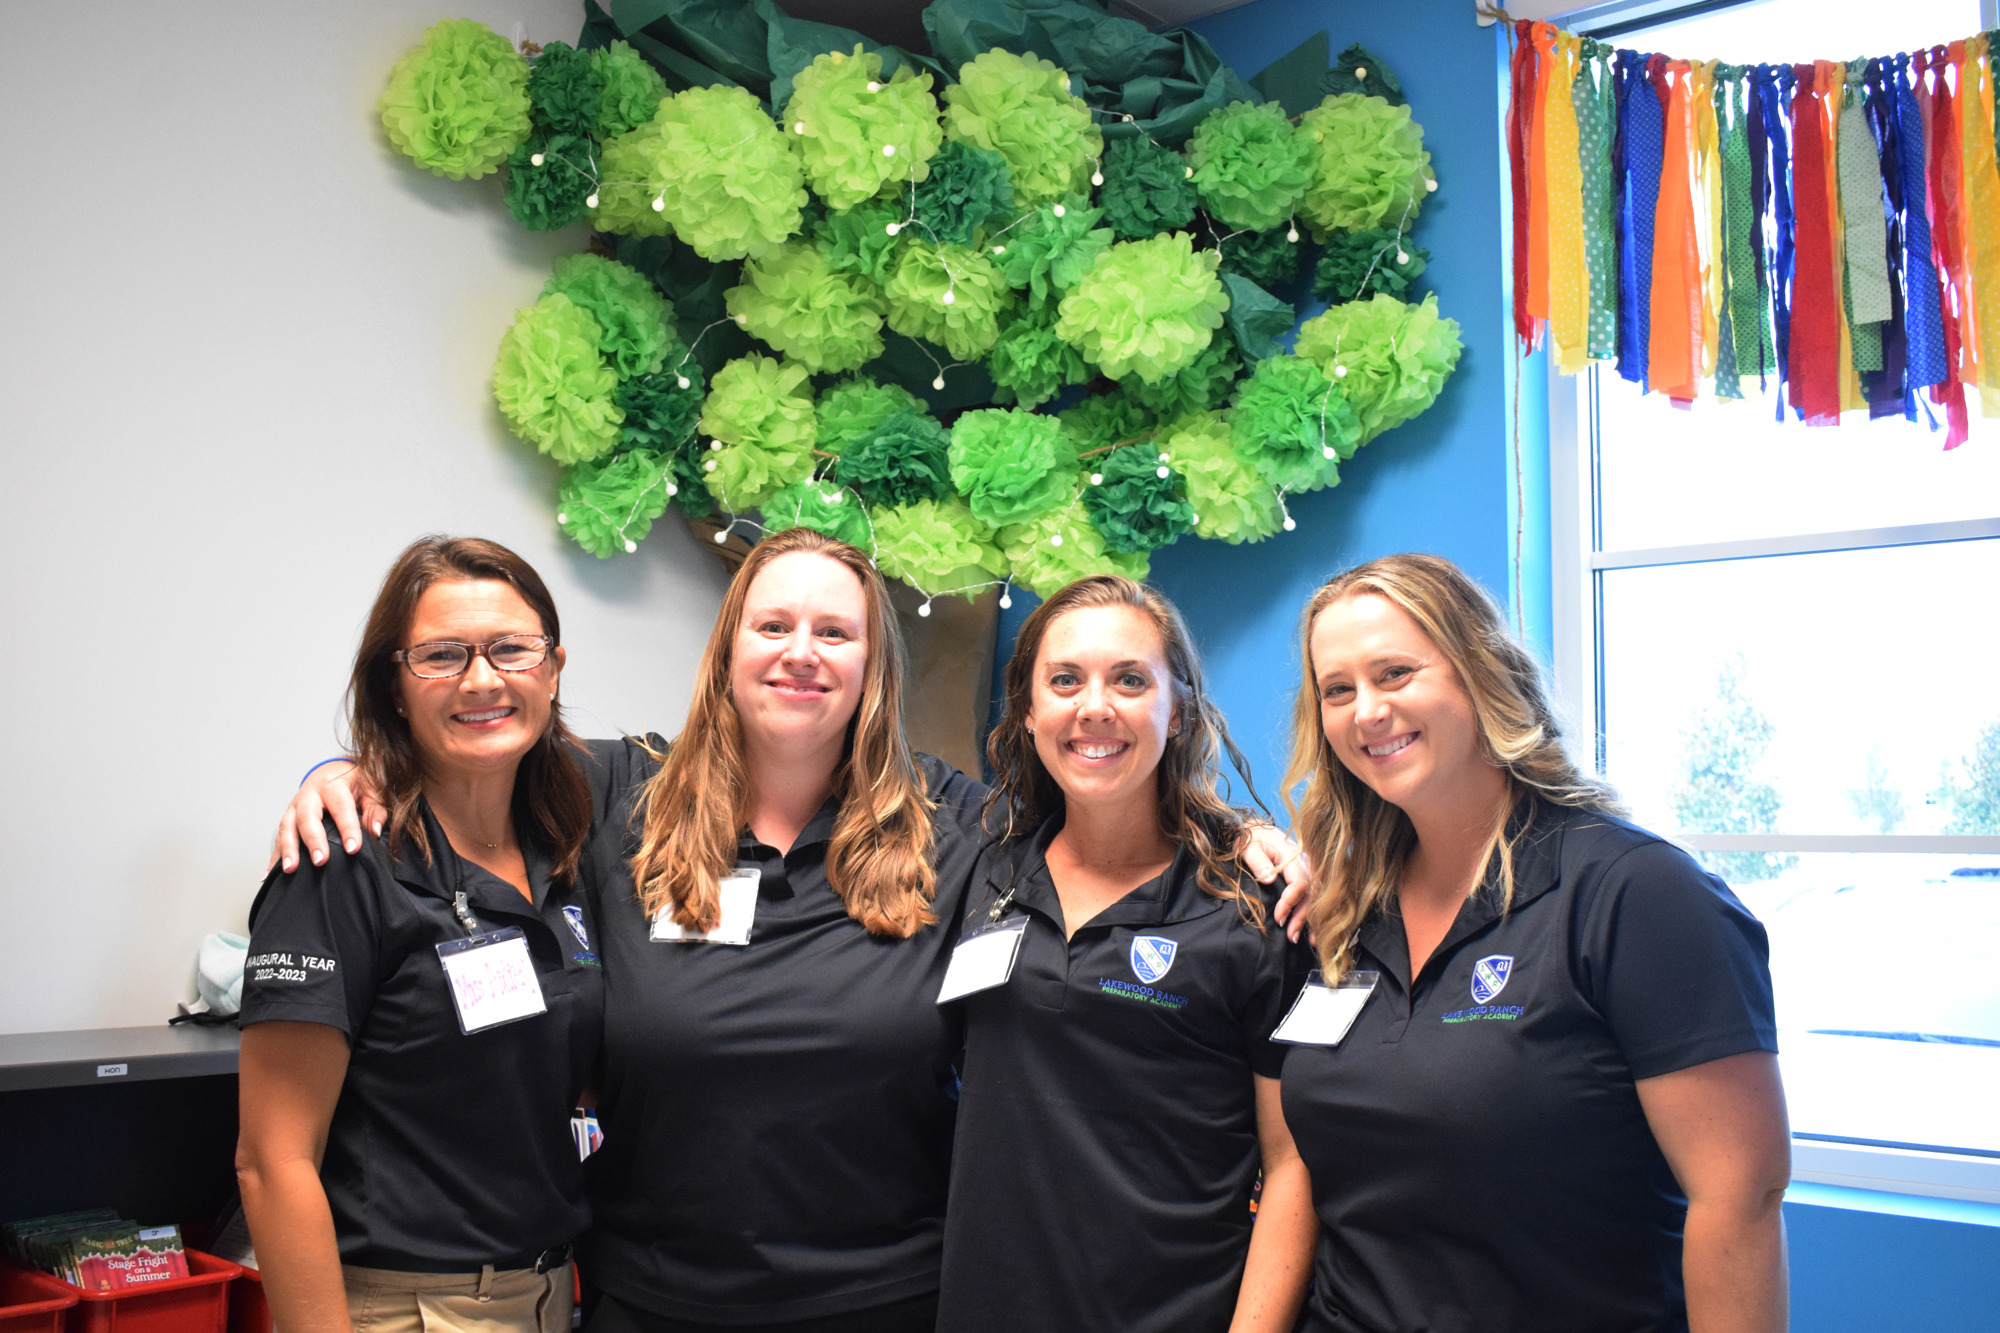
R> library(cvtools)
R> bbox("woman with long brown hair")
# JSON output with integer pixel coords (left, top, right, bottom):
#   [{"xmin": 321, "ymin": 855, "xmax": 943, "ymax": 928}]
[
  {"xmin": 237, "ymin": 536, "xmax": 596, "ymax": 1333},
  {"xmin": 935, "ymin": 575, "xmax": 1316, "ymax": 1333},
  {"xmin": 1277, "ymin": 553, "xmax": 1788, "ymax": 1333}
]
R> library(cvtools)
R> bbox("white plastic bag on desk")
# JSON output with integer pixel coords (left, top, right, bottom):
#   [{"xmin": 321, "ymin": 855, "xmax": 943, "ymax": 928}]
[{"xmin": 195, "ymin": 931, "xmax": 249, "ymax": 1017}]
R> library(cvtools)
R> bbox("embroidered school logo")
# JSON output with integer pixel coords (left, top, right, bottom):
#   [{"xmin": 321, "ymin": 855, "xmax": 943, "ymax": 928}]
[
  {"xmin": 562, "ymin": 905, "xmax": 591, "ymax": 950},
  {"xmin": 1130, "ymin": 935, "xmax": 1179, "ymax": 984},
  {"xmin": 1470, "ymin": 954, "xmax": 1514, "ymax": 1004}
]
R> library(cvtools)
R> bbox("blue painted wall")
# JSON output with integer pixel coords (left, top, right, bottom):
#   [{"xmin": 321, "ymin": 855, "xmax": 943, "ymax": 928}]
[
  {"xmin": 1144, "ymin": 0, "xmax": 1541, "ymax": 803},
  {"xmin": 1784, "ymin": 1185, "xmax": 2000, "ymax": 1332}
]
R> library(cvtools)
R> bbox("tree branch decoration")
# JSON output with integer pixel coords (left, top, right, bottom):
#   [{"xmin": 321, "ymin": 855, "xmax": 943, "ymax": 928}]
[{"xmin": 381, "ymin": 6, "xmax": 1462, "ymax": 608}]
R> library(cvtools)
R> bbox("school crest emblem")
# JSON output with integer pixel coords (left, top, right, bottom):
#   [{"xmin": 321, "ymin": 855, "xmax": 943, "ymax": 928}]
[
  {"xmin": 1470, "ymin": 954, "xmax": 1514, "ymax": 1004},
  {"xmin": 562, "ymin": 905, "xmax": 591, "ymax": 951},
  {"xmin": 1130, "ymin": 935, "xmax": 1179, "ymax": 984}
]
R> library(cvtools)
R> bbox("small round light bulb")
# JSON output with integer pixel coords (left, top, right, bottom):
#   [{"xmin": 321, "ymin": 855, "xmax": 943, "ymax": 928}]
[
  {"xmin": 556, "ymin": 511, "xmax": 568, "ymax": 525},
  {"xmin": 1052, "ymin": 203, "xmax": 1066, "ymax": 217},
  {"xmin": 883, "ymin": 143, "xmax": 896, "ymax": 157},
  {"xmin": 1091, "ymin": 171, "xmax": 1104, "ymax": 186},
  {"xmin": 1156, "ymin": 465, "xmax": 1170, "ymax": 479},
  {"xmin": 1287, "ymin": 227, "xmax": 1300, "ymax": 243},
  {"xmin": 530, "ymin": 152, "xmax": 545, "ymax": 167},
  {"xmin": 998, "ymin": 593, "xmax": 1012, "ymax": 610},
  {"xmin": 1090, "ymin": 472, "xmax": 1104, "ymax": 486},
  {"xmin": 1283, "ymin": 516, "xmax": 1297, "ymax": 532},
  {"xmin": 885, "ymin": 221, "xmax": 901, "ymax": 236},
  {"xmin": 932, "ymin": 375, "xmax": 946, "ymax": 390},
  {"xmin": 624, "ymin": 538, "xmax": 638, "ymax": 553},
  {"xmin": 585, "ymin": 192, "xmax": 600, "ymax": 208},
  {"xmin": 1050, "ymin": 533, "xmax": 1064, "ymax": 547},
  {"xmin": 677, "ymin": 376, "xmax": 691, "ymax": 389},
  {"xmin": 941, "ymin": 289, "xmax": 956, "ymax": 305},
  {"xmin": 917, "ymin": 602, "xmax": 931, "ymax": 617}
]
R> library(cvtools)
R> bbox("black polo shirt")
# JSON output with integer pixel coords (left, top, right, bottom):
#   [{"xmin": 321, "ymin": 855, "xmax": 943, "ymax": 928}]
[
  {"xmin": 936, "ymin": 817, "xmax": 1311, "ymax": 1333},
  {"xmin": 576, "ymin": 739, "xmax": 990, "ymax": 1324},
  {"xmin": 240, "ymin": 805, "xmax": 604, "ymax": 1271},
  {"xmin": 1281, "ymin": 798, "xmax": 1778, "ymax": 1333}
]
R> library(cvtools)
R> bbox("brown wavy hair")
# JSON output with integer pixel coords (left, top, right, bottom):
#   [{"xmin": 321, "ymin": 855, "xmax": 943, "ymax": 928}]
[
  {"xmin": 347, "ymin": 535, "xmax": 592, "ymax": 884},
  {"xmin": 630, "ymin": 526, "xmax": 937, "ymax": 937},
  {"xmin": 1284, "ymin": 554, "xmax": 1620, "ymax": 979},
  {"xmin": 986, "ymin": 576, "xmax": 1267, "ymax": 925}
]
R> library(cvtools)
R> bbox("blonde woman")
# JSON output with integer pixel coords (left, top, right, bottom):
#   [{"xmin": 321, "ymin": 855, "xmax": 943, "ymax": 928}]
[{"xmin": 1277, "ymin": 554, "xmax": 1788, "ymax": 1333}]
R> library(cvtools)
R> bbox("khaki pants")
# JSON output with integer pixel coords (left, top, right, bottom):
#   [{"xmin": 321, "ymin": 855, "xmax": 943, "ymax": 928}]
[{"xmin": 343, "ymin": 1262, "xmax": 573, "ymax": 1333}]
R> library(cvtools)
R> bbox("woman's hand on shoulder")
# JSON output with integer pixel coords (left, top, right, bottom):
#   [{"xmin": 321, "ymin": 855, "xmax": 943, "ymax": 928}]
[
  {"xmin": 270, "ymin": 761, "xmax": 385, "ymax": 873},
  {"xmin": 1238, "ymin": 823, "xmax": 1314, "ymax": 943}
]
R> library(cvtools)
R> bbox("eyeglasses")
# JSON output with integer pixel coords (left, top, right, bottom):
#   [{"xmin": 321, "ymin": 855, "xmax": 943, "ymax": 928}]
[{"xmin": 393, "ymin": 634, "xmax": 554, "ymax": 679}]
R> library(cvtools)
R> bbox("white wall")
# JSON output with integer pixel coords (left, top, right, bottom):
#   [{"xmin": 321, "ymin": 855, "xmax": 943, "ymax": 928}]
[{"xmin": 0, "ymin": 1, "xmax": 728, "ymax": 1035}]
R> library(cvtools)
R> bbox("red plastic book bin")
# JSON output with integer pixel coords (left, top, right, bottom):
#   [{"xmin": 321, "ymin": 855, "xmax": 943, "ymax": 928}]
[
  {"xmin": 0, "ymin": 1265, "xmax": 80, "ymax": 1333},
  {"xmin": 220, "ymin": 1267, "xmax": 265, "ymax": 1333},
  {"xmin": 65, "ymin": 1252, "xmax": 239, "ymax": 1333}
]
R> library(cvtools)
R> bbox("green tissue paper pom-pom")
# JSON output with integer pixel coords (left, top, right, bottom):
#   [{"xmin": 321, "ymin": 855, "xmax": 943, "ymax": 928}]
[
  {"xmin": 698, "ymin": 354, "xmax": 817, "ymax": 510},
  {"xmin": 590, "ymin": 127, "xmax": 672, "ymax": 238},
  {"xmin": 996, "ymin": 196, "xmax": 1113, "ymax": 308},
  {"xmin": 380, "ymin": 18, "xmax": 530, "ymax": 181},
  {"xmin": 884, "ymin": 244, "xmax": 1011, "ymax": 361},
  {"xmin": 1298, "ymin": 93, "xmax": 1433, "ymax": 237},
  {"xmin": 1123, "ymin": 329, "xmax": 1241, "ymax": 419},
  {"xmin": 557, "ymin": 448, "xmax": 678, "ymax": 557},
  {"xmin": 1099, "ymin": 136, "xmax": 1199, "ymax": 243},
  {"xmin": 1162, "ymin": 412, "xmax": 1282, "ymax": 544},
  {"xmin": 526, "ymin": 41, "xmax": 600, "ymax": 139},
  {"xmin": 836, "ymin": 409, "xmax": 953, "ymax": 507},
  {"xmin": 592, "ymin": 41, "xmax": 666, "ymax": 139},
  {"xmin": 1001, "ymin": 501, "xmax": 1149, "ymax": 599},
  {"xmin": 1083, "ymin": 444, "xmax": 1196, "ymax": 555},
  {"xmin": 816, "ymin": 375, "xmax": 924, "ymax": 450},
  {"xmin": 614, "ymin": 360, "xmax": 704, "ymax": 454},
  {"xmin": 1229, "ymin": 354, "xmax": 1357, "ymax": 494},
  {"xmin": 871, "ymin": 497, "xmax": 1008, "ymax": 598},
  {"xmin": 725, "ymin": 240, "xmax": 884, "ymax": 374},
  {"xmin": 762, "ymin": 478, "xmax": 873, "ymax": 548},
  {"xmin": 787, "ymin": 47, "xmax": 944, "ymax": 211},
  {"xmin": 1188, "ymin": 101, "xmax": 1314, "ymax": 233},
  {"xmin": 948, "ymin": 407, "xmax": 1080, "ymax": 528},
  {"xmin": 943, "ymin": 49, "xmax": 1103, "ymax": 206},
  {"xmin": 505, "ymin": 132, "xmax": 595, "ymax": 231},
  {"xmin": 1057, "ymin": 387, "xmax": 1156, "ymax": 453},
  {"xmin": 988, "ymin": 305, "xmax": 1093, "ymax": 409},
  {"xmin": 592, "ymin": 85, "xmax": 807, "ymax": 260},
  {"xmin": 1293, "ymin": 293, "xmax": 1462, "ymax": 444},
  {"xmin": 912, "ymin": 139, "xmax": 1015, "ymax": 248},
  {"xmin": 1314, "ymin": 229, "xmax": 1429, "ymax": 304},
  {"xmin": 542, "ymin": 253, "xmax": 675, "ymax": 379},
  {"xmin": 817, "ymin": 199, "xmax": 908, "ymax": 287},
  {"xmin": 1217, "ymin": 227, "xmax": 1304, "ymax": 289},
  {"xmin": 493, "ymin": 294, "xmax": 623, "ymax": 465},
  {"xmin": 1056, "ymin": 232, "xmax": 1230, "ymax": 384}
]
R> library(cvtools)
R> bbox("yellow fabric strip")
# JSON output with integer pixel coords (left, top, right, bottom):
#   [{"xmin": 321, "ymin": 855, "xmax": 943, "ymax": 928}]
[{"xmin": 1548, "ymin": 34, "xmax": 1589, "ymax": 373}]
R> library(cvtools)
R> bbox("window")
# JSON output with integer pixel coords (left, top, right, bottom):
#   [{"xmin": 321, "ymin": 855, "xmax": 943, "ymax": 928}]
[{"xmin": 1549, "ymin": 0, "xmax": 2000, "ymax": 1201}]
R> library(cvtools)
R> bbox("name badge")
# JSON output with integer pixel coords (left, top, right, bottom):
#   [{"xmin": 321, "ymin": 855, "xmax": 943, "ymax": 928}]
[
  {"xmin": 1272, "ymin": 969, "xmax": 1379, "ymax": 1046},
  {"xmin": 651, "ymin": 869, "xmax": 759, "ymax": 945},
  {"xmin": 936, "ymin": 916, "xmax": 1029, "ymax": 1004},
  {"xmin": 435, "ymin": 928, "xmax": 548, "ymax": 1035}
]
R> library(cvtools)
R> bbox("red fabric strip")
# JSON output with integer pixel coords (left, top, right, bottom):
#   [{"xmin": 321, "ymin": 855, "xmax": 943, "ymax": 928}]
[
  {"xmin": 1788, "ymin": 65, "xmax": 1840, "ymax": 422},
  {"xmin": 1509, "ymin": 21, "xmax": 1540, "ymax": 348}
]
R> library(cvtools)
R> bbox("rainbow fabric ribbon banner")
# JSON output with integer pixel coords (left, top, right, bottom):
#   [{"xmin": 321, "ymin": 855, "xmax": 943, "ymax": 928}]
[{"xmin": 1506, "ymin": 18, "xmax": 2000, "ymax": 447}]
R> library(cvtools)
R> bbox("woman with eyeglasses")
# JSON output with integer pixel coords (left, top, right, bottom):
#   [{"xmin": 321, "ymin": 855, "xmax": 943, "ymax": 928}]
[{"xmin": 236, "ymin": 536, "xmax": 597, "ymax": 1333}]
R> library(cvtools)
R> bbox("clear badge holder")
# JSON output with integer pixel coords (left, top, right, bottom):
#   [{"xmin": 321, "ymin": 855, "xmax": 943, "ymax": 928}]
[{"xmin": 1272, "ymin": 969, "xmax": 1380, "ymax": 1047}]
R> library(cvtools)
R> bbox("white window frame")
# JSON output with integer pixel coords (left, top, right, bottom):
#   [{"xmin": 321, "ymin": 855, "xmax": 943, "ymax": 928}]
[{"xmin": 1548, "ymin": 361, "xmax": 2000, "ymax": 1204}]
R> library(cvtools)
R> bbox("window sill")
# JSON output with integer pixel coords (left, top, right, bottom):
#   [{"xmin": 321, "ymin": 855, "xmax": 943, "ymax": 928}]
[{"xmin": 1791, "ymin": 1139, "xmax": 2000, "ymax": 1210}]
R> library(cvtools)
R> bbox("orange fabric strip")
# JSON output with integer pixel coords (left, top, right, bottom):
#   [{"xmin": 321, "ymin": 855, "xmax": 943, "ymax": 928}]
[
  {"xmin": 1649, "ymin": 61, "xmax": 1701, "ymax": 398},
  {"xmin": 1526, "ymin": 23, "xmax": 1557, "ymax": 323}
]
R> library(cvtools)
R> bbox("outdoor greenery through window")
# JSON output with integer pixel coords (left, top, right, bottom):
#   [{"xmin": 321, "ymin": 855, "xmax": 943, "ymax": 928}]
[{"xmin": 1571, "ymin": 0, "xmax": 2000, "ymax": 1165}]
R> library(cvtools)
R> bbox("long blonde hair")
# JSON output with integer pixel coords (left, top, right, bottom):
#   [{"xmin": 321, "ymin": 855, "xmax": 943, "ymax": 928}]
[
  {"xmin": 1283, "ymin": 554, "xmax": 1619, "ymax": 978},
  {"xmin": 630, "ymin": 527, "xmax": 938, "ymax": 937},
  {"xmin": 985, "ymin": 576, "xmax": 1268, "ymax": 926}
]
